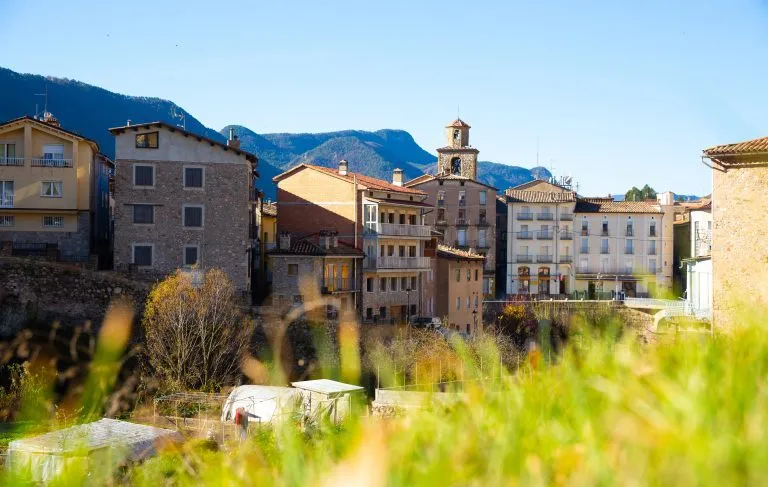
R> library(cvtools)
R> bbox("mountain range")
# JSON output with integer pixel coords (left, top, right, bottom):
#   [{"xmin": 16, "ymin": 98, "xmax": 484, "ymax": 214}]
[{"xmin": 0, "ymin": 66, "xmax": 550, "ymax": 198}]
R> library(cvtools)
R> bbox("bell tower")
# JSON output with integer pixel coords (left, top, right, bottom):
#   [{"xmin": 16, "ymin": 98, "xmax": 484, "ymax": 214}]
[{"xmin": 436, "ymin": 118, "xmax": 479, "ymax": 180}]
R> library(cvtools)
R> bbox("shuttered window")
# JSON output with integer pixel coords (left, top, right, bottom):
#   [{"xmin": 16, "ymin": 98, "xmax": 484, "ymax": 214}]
[{"xmin": 183, "ymin": 206, "xmax": 203, "ymax": 228}]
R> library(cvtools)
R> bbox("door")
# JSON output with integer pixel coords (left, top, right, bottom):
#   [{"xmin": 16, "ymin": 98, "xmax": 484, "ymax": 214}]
[
  {"xmin": 588, "ymin": 281, "xmax": 596, "ymax": 300},
  {"xmin": 341, "ymin": 264, "xmax": 350, "ymax": 291},
  {"xmin": 325, "ymin": 264, "xmax": 336, "ymax": 292}
]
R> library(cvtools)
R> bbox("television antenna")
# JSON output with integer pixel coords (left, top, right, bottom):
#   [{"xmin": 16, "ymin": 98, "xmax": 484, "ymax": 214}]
[
  {"xmin": 170, "ymin": 106, "xmax": 186, "ymax": 130},
  {"xmin": 34, "ymin": 84, "xmax": 49, "ymax": 118}
]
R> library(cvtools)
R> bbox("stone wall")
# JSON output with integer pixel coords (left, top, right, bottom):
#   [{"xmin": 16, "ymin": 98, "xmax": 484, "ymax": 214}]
[
  {"xmin": 712, "ymin": 164, "xmax": 768, "ymax": 328},
  {"xmin": 0, "ymin": 211, "xmax": 92, "ymax": 260},
  {"xmin": 0, "ymin": 257, "xmax": 149, "ymax": 336}
]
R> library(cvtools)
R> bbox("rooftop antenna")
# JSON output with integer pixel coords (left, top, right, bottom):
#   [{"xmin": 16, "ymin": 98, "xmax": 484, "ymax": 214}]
[
  {"xmin": 536, "ymin": 137, "xmax": 540, "ymax": 166},
  {"xmin": 34, "ymin": 84, "xmax": 49, "ymax": 118},
  {"xmin": 170, "ymin": 106, "xmax": 186, "ymax": 130}
]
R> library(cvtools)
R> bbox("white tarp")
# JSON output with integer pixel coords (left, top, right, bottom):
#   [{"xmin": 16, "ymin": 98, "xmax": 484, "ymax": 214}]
[
  {"xmin": 220, "ymin": 385, "xmax": 301, "ymax": 424},
  {"xmin": 6, "ymin": 418, "xmax": 182, "ymax": 482}
]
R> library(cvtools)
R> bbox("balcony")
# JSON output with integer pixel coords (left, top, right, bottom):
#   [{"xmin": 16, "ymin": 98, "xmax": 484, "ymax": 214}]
[
  {"xmin": 625, "ymin": 228, "xmax": 634, "ymax": 237},
  {"xmin": 580, "ymin": 247, "xmax": 589, "ymax": 254},
  {"xmin": 600, "ymin": 247, "xmax": 610, "ymax": 254},
  {"xmin": 517, "ymin": 212, "xmax": 534, "ymax": 221},
  {"xmin": 536, "ymin": 231, "xmax": 553, "ymax": 240},
  {"xmin": 560, "ymin": 255, "xmax": 573, "ymax": 263},
  {"xmin": 625, "ymin": 248, "xmax": 634, "ymax": 255},
  {"xmin": 367, "ymin": 256, "xmax": 431, "ymax": 270},
  {"xmin": 31, "ymin": 158, "xmax": 73, "ymax": 168},
  {"xmin": 601, "ymin": 229, "xmax": 609, "ymax": 236},
  {"xmin": 537, "ymin": 254, "xmax": 553, "ymax": 263},
  {"xmin": 435, "ymin": 219, "xmax": 448, "ymax": 227},
  {"xmin": 0, "ymin": 195, "xmax": 14, "ymax": 208},
  {"xmin": 516, "ymin": 254, "xmax": 533, "ymax": 263},
  {"xmin": 455, "ymin": 218, "xmax": 470, "ymax": 226},
  {"xmin": 649, "ymin": 230, "xmax": 657, "ymax": 237},
  {"xmin": 559, "ymin": 231, "xmax": 574, "ymax": 240},
  {"xmin": 536, "ymin": 213, "xmax": 554, "ymax": 221},
  {"xmin": 576, "ymin": 266, "xmax": 660, "ymax": 276},
  {"xmin": 458, "ymin": 199, "xmax": 466, "ymax": 207},
  {"xmin": 378, "ymin": 223, "xmax": 431, "ymax": 238},
  {"xmin": 580, "ymin": 228, "xmax": 589, "ymax": 236},
  {"xmin": 559, "ymin": 213, "xmax": 573, "ymax": 221},
  {"xmin": 322, "ymin": 277, "xmax": 356, "ymax": 293},
  {"xmin": 476, "ymin": 217, "xmax": 491, "ymax": 227},
  {"xmin": 0, "ymin": 157, "xmax": 24, "ymax": 166},
  {"xmin": 517, "ymin": 231, "xmax": 533, "ymax": 240}
]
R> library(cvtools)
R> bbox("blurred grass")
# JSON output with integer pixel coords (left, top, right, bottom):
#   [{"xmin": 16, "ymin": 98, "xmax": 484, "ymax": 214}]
[{"xmin": 4, "ymin": 300, "xmax": 768, "ymax": 485}]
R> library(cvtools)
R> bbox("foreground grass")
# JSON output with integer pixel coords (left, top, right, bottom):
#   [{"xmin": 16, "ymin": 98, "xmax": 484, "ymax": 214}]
[{"xmin": 122, "ymin": 312, "xmax": 768, "ymax": 486}]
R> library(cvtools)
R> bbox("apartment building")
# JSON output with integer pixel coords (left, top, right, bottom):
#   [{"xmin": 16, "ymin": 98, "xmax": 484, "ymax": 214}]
[
  {"xmin": 432, "ymin": 245, "xmax": 484, "ymax": 335},
  {"xmin": 504, "ymin": 179, "xmax": 674, "ymax": 298},
  {"xmin": 110, "ymin": 121, "xmax": 258, "ymax": 291},
  {"xmin": 405, "ymin": 119, "xmax": 497, "ymax": 297},
  {"xmin": 267, "ymin": 231, "xmax": 364, "ymax": 317},
  {"xmin": 505, "ymin": 180, "xmax": 578, "ymax": 296},
  {"xmin": 0, "ymin": 115, "xmax": 112, "ymax": 265},
  {"xmin": 681, "ymin": 201, "xmax": 712, "ymax": 318},
  {"xmin": 495, "ymin": 195, "xmax": 508, "ymax": 296},
  {"xmin": 273, "ymin": 161, "xmax": 433, "ymax": 323},
  {"xmin": 702, "ymin": 136, "xmax": 768, "ymax": 327}
]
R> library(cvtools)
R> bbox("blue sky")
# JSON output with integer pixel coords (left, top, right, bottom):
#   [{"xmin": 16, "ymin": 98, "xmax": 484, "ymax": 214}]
[{"xmin": 3, "ymin": 0, "xmax": 768, "ymax": 196}]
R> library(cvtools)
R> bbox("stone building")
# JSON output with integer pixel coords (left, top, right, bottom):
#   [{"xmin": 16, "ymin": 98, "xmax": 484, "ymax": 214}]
[
  {"xmin": 272, "ymin": 161, "xmax": 433, "ymax": 323},
  {"xmin": 432, "ymin": 245, "xmax": 485, "ymax": 335},
  {"xmin": 110, "ymin": 121, "xmax": 258, "ymax": 292},
  {"xmin": 504, "ymin": 179, "xmax": 674, "ymax": 298},
  {"xmin": 702, "ymin": 137, "xmax": 768, "ymax": 328},
  {"xmin": 0, "ymin": 115, "xmax": 113, "ymax": 266},
  {"xmin": 267, "ymin": 232, "xmax": 364, "ymax": 318},
  {"xmin": 405, "ymin": 119, "xmax": 497, "ymax": 298}
]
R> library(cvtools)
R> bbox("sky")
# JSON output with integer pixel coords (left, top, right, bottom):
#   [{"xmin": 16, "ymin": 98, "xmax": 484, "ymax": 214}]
[{"xmin": 3, "ymin": 0, "xmax": 768, "ymax": 196}]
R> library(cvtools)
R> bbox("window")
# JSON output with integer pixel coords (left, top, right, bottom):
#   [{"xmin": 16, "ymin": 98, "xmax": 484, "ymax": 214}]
[
  {"xmin": 580, "ymin": 237, "xmax": 589, "ymax": 253},
  {"xmin": 398, "ymin": 213, "xmax": 405, "ymax": 225},
  {"xmin": 400, "ymin": 277, "xmax": 408, "ymax": 290},
  {"xmin": 649, "ymin": 240, "xmax": 657, "ymax": 255},
  {"xmin": 132, "ymin": 244, "xmax": 152, "ymax": 266},
  {"xmin": 390, "ymin": 277, "xmax": 398, "ymax": 291},
  {"xmin": 388, "ymin": 212, "xmax": 395, "ymax": 224},
  {"xmin": 625, "ymin": 239, "xmax": 634, "ymax": 254},
  {"xmin": 379, "ymin": 306, "xmax": 387, "ymax": 318},
  {"xmin": 451, "ymin": 157, "xmax": 462, "ymax": 175},
  {"xmin": 133, "ymin": 164, "xmax": 154, "ymax": 187},
  {"xmin": 601, "ymin": 238, "xmax": 609, "ymax": 254},
  {"xmin": 0, "ymin": 215, "xmax": 14, "ymax": 226},
  {"xmin": 626, "ymin": 218, "xmax": 634, "ymax": 237},
  {"xmin": 43, "ymin": 216, "xmax": 64, "ymax": 227},
  {"xmin": 649, "ymin": 258, "xmax": 657, "ymax": 273},
  {"xmin": 0, "ymin": 181, "xmax": 14, "ymax": 207},
  {"xmin": 366, "ymin": 278, "xmax": 374, "ymax": 292},
  {"xmin": 456, "ymin": 297, "xmax": 461, "ymax": 310},
  {"xmin": 287, "ymin": 264, "xmax": 298, "ymax": 276},
  {"xmin": 456, "ymin": 269, "xmax": 461, "ymax": 282},
  {"xmin": 466, "ymin": 296, "xmax": 471, "ymax": 308},
  {"xmin": 458, "ymin": 208, "xmax": 466, "ymax": 221},
  {"xmin": 457, "ymin": 228, "xmax": 467, "ymax": 246},
  {"xmin": 380, "ymin": 278, "xmax": 387, "ymax": 292},
  {"xmin": 649, "ymin": 220, "xmax": 657, "ymax": 237},
  {"xmin": 482, "ymin": 278, "xmax": 490, "ymax": 295},
  {"xmin": 1, "ymin": 143, "xmax": 16, "ymax": 159},
  {"xmin": 387, "ymin": 245, "xmax": 394, "ymax": 256},
  {"xmin": 380, "ymin": 211, "xmax": 386, "ymax": 223},
  {"xmin": 40, "ymin": 181, "xmax": 63, "ymax": 198},
  {"xmin": 366, "ymin": 308, "xmax": 373, "ymax": 319},
  {"xmin": 42, "ymin": 144, "xmax": 64, "ymax": 160},
  {"xmin": 135, "ymin": 132, "xmax": 159, "ymax": 148},
  {"xmin": 133, "ymin": 204, "xmax": 154, "ymax": 224},
  {"xmin": 475, "ymin": 269, "xmax": 479, "ymax": 281},
  {"xmin": 437, "ymin": 208, "xmax": 446, "ymax": 222},
  {"xmin": 479, "ymin": 229, "xmax": 487, "ymax": 247},
  {"xmin": 479, "ymin": 190, "xmax": 487, "ymax": 205},
  {"xmin": 458, "ymin": 190, "xmax": 466, "ymax": 206},
  {"xmin": 581, "ymin": 218, "xmax": 589, "ymax": 236},
  {"xmin": 466, "ymin": 269, "xmax": 471, "ymax": 281},
  {"xmin": 183, "ymin": 205, "xmax": 204, "ymax": 228},
  {"xmin": 411, "ymin": 276, "xmax": 417, "ymax": 290},
  {"xmin": 399, "ymin": 245, "xmax": 405, "ymax": 257},
  {"xmin": 601, "ymin": 219, "xmax": 608, "ymax": 235},
  {"xmin": 184, "ymin": 167, "xmax": 204, "ymax": 188},
  {"xmin": 479, "ymin": 208, "xmax": 487, "ymax": 224},
  {"xmin": 437, "ymin": 191, "xmax": 445, "ymax": 207},
  {"xmin": 410, "ymin": 304, "xmax": 417, "ymax": 316},
  {"xmin": 518, "ymin": 266, "xmax": 530, "ymax": 293},
  {"xmin": 184, "ymin": 246, "xmax": 199, "ymax": 267}
]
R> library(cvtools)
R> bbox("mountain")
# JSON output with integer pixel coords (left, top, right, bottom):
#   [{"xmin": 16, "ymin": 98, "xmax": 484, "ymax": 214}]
[{"xmin": 0, "ymin": 66, "xmax": 548, "ymax": 200}]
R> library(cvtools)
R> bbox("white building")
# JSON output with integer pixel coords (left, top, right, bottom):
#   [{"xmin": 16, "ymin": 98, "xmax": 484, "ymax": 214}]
[
  {"xmin": 683, "ymin": 201, "xmax": 712, "ymax": 319},
  {"xmin": 505, "ymin": 180, "xmax": 675, "ymax": 298}
]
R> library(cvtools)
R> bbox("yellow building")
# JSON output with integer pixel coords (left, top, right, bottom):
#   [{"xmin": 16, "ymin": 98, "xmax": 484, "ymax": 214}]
[{"xmin": 0, "ymin": 115, "xmax": 113, "ymax": 265}]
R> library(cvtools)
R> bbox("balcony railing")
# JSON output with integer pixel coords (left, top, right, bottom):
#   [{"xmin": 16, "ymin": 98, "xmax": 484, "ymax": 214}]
[
  {"xmin": 537, "ymin": 254, "xmax": 553, "ymax": 263},
  {"xmin": 559, "ymin": 231, "xmax": 573, "ymax": 240},
  {"xmin": 536, "ymin": 231, "xmax": 553, "ymax": 240},
  {"xmin": 649, "ymin": 230, "xmax": 657, "ymax": 237},
  {"xmin": 477, "ymin": 240, "xmax": 489, "ymax": 249},
  {"xmin": 625, "ymin": 248, "xmax": 634, "ymax": 255},
  {"xmin": 559, "ymin": 213, "xmax": 573, "ymax": 221},
  {"xmin": 517, "ymin": 231, "xmax": 533, "ymax": 240},
  {"xmin": 648, "ymin": 248, "xmax": 657, "ymax": 255},
  {"xmin": 0, "ymin": 157, "xmax": 24, "ymax": 166},
  {"xmin": 456, "ymin": 218, "xmax": 470, "ymax": 226},
  {"xmin": 31, "ymin": 158, "xmax": 73, "ymax": 168},
  {"xmin": 516, "ymin": 254, "xmax": 533, "ymax": 263},
  {"xmin": 323, "ymin": 277, "xmax": 356, "ymax": 293},
  {"xmin": 536, "ymin": 213, "xmax": 554, "ymax": 221},
  {"xmin": 601, "ymin": 229, "xmax": 609, "ymax": 236},
  {"xmin": 477, "ymin": 217, "xmax": 490, "ymax": 226},
  {"xmin": 378, "ymin": 223, "xmax": 431, "ymax": 238},
  {"xmin": 0, "ymin": 195, "xmax": 14, "ymax": 208},
  {"xmin": 625, "ymin": 228, "xmax": 634, "ymax": 237},
  {"xmin": 458, "ymin": 199, "xmax": 466, "ymax": 207},
  {"xmin": 600, "ymin": 247, "xmax": 610, "ymax": 254},
  {"xmin": 560, "ymin": 255, "xmax": 573, "ymax": 263},
  {"xmin": 436, "ymin": 219, "xmax": 448, "ymax": 226},
  {"xmin": 580, "ymin": 228, "xmax": 589, "ymax": 236},
  {"xmin": 576, "ymin": 266, "xmax": 660, "ymax": 275},
  {"xmin": 367, "ymin": 256, "xmax": 431, "ymax": 270},
  {"xmin": 580, "ymin": 247, "xmax": 589, "ymax": 254},
  {"xmin": 517, "ymin": 213, "xmax": 534, "ymax": 221},
  {"xmin": 455, "ymin": 240, "xmax": 471, "ymax": 248},
  {"xmin": 437, "ymin": 200, "xmax": 445, "ymax": 207}
]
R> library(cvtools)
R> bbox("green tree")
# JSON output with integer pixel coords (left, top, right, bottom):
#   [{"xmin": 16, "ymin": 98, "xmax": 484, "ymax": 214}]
[{"xmin": 625, "ymin": 184, "xmax": 657, "ymax": 201}]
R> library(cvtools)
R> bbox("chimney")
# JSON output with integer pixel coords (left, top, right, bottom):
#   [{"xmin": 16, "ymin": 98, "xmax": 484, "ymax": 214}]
[
  {"xmin": 278, "ymin": 232, "xmax": 291, "ymax": 250},
  {"xmin": 392, "ymin": 168, "xmax": 404, "ymax": 187},
  {"xmin": 126, "ymin": 119, "xmax": 132, "ymax": 126},
  {"xmin": 338, "ymin": 159, "xmax": 348, "ymax": 176},
  {"xmin": 227, "ymin": 127, "xmax": 241, "ymax": 149},
  {"xmin": 42, "ymin": 112, "xmax": 60, "ymax": 128}
]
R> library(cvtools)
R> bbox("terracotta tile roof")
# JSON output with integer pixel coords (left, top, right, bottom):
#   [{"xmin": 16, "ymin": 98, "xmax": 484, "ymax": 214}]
[
  {"xmin": 447, "ymin": 118, "xmax": 471, "ymax": 128},
  {"xmin": 268, "ymin": 234, "xmax": 364, "ymax": 257},
  {"xmin": 436, "ymin": 244, "xmax": 485, "ymax": 261},
  {"xmin": 306, "ymin": 164, "xmax": 426, "ymax": 195},
  {"xmin": 574, "ymin": 198, "xmax": 662, "ymax": 214},
  {"xmin": 262, "ymin": 202, "xmax": 277, "ymax": 217},
  {"xmin": 404, "ymin": 173, "xmax": 498, "ymax": 191},
  {"xmin": 365, "ymin": 197, "xmax": 434, "ymax": 208},
  {"xmin": 505, "ymin": 190, "xmax": 577, "ymax": 203},
  {"xmin": 703, "ymin": 136, "xmax": 768, "ymax": 156}
]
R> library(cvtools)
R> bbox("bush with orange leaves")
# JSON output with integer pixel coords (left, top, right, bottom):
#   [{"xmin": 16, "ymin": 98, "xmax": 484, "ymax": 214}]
[
  {"xmin": 142, "ymin": 269, "xmax": 252, "ymax": 392},
  {"xmin": 494, "ymin": 304, "xmax": 538, "ymax": 349}
]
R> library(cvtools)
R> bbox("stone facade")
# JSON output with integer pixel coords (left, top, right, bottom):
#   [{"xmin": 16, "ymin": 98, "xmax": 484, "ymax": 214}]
[
  {"xmin": 111, "ymin": 123, "xmax": 256, "ymax": 291},
  {"xmin": 711, "ymin": 164, "xmax": 768, "ymax": 328},
  {"xmin": 1, "ymin": 211, "xmax": 91, "ymax": 260}
]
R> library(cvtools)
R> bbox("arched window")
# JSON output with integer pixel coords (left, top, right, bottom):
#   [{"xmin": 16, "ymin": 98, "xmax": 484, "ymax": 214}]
[
  {"xmin": 518, "ymin": 266, "xmax": 530, "ymax": 294},
  {"xmin": 451, "ymin": 157, "xmax": 462, "ymax": 175}
]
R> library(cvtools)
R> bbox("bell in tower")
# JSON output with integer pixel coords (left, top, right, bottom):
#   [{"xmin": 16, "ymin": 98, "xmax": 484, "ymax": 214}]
[{"xmin": 436, "ymin": 118, "xmax": 479, "ymax": 180}]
